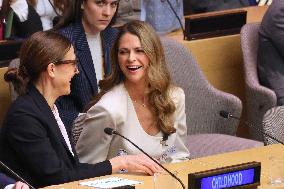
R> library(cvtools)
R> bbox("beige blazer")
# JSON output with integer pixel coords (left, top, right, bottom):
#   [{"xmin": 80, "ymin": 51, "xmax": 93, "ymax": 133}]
[{"xmin": 73, "ymin": 83, "xmax": 190, "ymax": 164}]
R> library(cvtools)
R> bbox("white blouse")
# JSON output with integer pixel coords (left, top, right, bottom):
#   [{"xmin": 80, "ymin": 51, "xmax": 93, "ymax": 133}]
[{"xmin": 73, "ymin": 83, "xmax": 190, "ymax": 164}]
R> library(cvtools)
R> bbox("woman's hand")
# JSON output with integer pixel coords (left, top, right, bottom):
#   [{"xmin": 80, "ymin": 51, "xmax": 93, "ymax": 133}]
[
  {"xmin": 110, "ymin": 154, "xmax": 162, "ymax": 175},
  {"xmin": 12, "ymin": 181, "xmax": 29, "ymax": 189}
]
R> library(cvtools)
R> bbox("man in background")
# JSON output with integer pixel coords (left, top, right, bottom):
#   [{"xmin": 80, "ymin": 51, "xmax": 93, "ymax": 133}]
[{"xmin": 257, "ymin": 0, "xmax": 284, "ymax": 105}]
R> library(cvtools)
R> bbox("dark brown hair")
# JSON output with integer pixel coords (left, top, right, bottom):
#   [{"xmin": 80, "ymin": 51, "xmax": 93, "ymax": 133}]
[
  {"xmin": 86, "ymin": 20, "xmax": 176, "ymax": 135},
  {"xmin": 4, "ymin": 31, "xmax": 72, "ymax": 95},
  {"xmin": 55, "ymin": 0, "xmax": 119, "ymax": 29}
]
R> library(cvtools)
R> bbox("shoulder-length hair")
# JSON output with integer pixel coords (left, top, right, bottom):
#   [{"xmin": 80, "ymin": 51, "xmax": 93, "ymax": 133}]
[{"xmin": 86, "ymin": 20, "xmax": 176, "ymax": 135}]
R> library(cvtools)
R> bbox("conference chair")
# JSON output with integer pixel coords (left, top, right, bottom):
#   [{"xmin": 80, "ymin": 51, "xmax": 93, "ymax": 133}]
[
  {"xmin": 0, "ymin": 67, "xmax": 11, "ymax": 127},
  {"xmin": 240, "ymin": 23, "xmax": 277, "ymax": 142},
  {"xmin": 161, "ymin": 38, "xmax": 263, "ymax": 158},
  {"xmin": 262, "ymin": 106, "xmax": 284, "ymax": 145}
]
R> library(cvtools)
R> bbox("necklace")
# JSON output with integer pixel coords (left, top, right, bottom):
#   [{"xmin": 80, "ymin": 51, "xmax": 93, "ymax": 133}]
[{"xmin": 132, "ymin": 99, "xmax": 146, "ymax": 108}]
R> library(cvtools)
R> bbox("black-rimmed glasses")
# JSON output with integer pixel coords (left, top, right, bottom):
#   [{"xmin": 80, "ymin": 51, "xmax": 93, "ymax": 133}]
[{"xmin": 54, "ymin": 59, "xmax": 79, "ymax": 72}]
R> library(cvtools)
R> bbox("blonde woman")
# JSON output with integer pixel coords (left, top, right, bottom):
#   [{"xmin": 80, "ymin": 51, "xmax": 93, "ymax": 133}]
[{"xmin": 74, "ymin": 20, "xmax": 190, "ymax": 165}]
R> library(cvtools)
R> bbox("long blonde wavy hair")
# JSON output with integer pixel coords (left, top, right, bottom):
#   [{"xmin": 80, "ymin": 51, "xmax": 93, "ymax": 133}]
[{"xmin": 86, "ymin": 20, "xmax": 176, "ymax": 135}]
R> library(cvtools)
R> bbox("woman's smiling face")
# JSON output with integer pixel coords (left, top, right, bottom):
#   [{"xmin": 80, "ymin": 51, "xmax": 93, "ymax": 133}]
[{"xmin": 118, "ymin": 32, "xmax": 150, "ymax": 86}]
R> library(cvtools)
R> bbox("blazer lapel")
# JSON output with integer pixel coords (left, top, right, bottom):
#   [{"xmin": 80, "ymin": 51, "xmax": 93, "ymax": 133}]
[
  {"xmin": 28, "ymin": 85, "xmax": 77, "ymax": 160},
  {"xmin": 74, "ymin": 22, "xmax": 98, "ymax": 94},
  {"xmin": 101, "ymin": 30, "xmax": 111, "ymax": 76}
]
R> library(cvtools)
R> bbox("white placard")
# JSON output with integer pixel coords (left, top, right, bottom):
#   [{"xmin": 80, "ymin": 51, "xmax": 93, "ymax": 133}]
[{"xmin": 80, "ymin": 177, "xmax": 142, "ymax": 188}]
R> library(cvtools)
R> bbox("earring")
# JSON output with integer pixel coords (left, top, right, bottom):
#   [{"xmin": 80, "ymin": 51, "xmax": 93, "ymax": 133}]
[{"xmin": 81, "ymin": 4, "xmax": 84, "ymax": 10}]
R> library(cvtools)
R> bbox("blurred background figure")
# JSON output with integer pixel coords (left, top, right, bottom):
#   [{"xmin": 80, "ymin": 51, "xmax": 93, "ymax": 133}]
[
  {"xmin": 0, "ymin": 0, "xmax": 42, "ymax": 39},
  {"xmin": 141, "ymin": 0, "xmax": 184, "ymax": 35},
  {"xmin": 0, "ymin": 0, "xmax": 68, "ymax": 39}
]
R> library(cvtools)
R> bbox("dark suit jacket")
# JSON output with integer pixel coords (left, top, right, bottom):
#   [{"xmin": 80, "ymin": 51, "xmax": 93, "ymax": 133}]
[
  {"xmin": 0, "ymin": 172, "xmax": 15, "ymax": 189},
  {"xmin": 56, "ymin": 21, "xmax": 118, "ymax": 128},
  {"xmin": 0, "ymin": 84, "xmax": 112, "ymax": 188},
  {"xmin": 257, "ymin": 0, "xmax": 284, "ymax": 105}
]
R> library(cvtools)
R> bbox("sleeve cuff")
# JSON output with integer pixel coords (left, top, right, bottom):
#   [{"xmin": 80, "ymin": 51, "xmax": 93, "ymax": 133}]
[{"xmin": 4, "ymin": 184, "xmax": 15, "ymax": 189}]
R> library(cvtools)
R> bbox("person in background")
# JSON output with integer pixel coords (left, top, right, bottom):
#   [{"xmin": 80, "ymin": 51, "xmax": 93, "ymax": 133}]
[
  {"xmin": 257, "ymin": 0, "xmax": 284, "ymax": 105},
  {"xmin": 0, "ymin": 31, "xmax": 160, "ymax": 188},
  {"xmin": 30, "ymin": 0, "xmax": 69, "ymax": 30},
  {"xmin": 0, "ymin": 172, "xmax": 29, "ymax": 189},
  {"xmin": 0, "ymin": 0, "xmax": 42, "ymax": 39},
  {"xmin": 0, "ymin": 0, "xmax": 68, "ymax": 39},
  {"xmin": 73, "ymin": 21, "xmax": 190, "ymax": 165},
  {"xmin": 55, "ymin": 0, "xmax": 120, "ymax": 128}
]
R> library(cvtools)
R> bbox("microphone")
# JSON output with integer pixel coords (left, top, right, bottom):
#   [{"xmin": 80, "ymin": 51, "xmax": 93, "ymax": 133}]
[
  {"xmin": 0, "ymin": 160, "xmax": 36, "ymax": 189},
  {"xmin": 161, "ymin": 0, "xmax": 186, "ymax": 40},
  {"xmin": 104, "ymin": 127, "xmax": 185, "ymax": 189},
  {"xmin": 219, "ymin": 110, "xmax": 284, "ymax": 145}
]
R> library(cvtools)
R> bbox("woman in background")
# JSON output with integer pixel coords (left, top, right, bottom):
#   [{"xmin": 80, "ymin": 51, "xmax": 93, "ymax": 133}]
[
  {"xmin": 74, "ymin": 21, "xmax": 190, "ymax": 165},
  {"xmin": 0, "ymin": 31, "xmax": 159, "ymax": 188},
  {"xmin": 55, "ymin": 0, "xmax": 120, "ymax": 128},
  {"xmin": 0, "ymin": 0, "xmax": 68, "ymax": 38}
]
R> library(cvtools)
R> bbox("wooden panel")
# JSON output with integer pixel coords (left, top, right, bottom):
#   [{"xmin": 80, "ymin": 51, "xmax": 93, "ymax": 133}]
[{"xmin": 0, "ymin": 67, "xmax": 11, "ymax": 127}]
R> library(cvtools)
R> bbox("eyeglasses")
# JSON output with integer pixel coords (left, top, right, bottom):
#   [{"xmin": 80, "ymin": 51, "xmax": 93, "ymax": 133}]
[{"xmin": 54, "ymin": 59, "xmax": 79, "ymax": 72}]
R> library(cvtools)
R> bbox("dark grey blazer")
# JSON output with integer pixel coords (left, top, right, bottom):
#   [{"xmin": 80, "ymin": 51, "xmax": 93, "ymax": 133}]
[
  {"xmin": 56, "ymin": 21, "xmax": 118, "ymax": 128},
  {"xmin": 257, "ymin": 0, "xmax": 284, "ymax": 105},
  {"xmin": 0, "ymin": 84, "xmax": 112, "ymax": 188}
]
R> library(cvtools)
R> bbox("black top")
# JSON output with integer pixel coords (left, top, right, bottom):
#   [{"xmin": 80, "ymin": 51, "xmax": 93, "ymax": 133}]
[
  {"xmin": 12, "ymin": 5, "xmax": 43, "ymax": 39},
  {"xmin": 0, "ymin": 84, "xmax": 112, "ymax": 188}
]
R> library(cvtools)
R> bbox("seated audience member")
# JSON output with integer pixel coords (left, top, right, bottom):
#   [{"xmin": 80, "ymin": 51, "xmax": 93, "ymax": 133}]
[
  {"xmin": 73, "ymin": 21, "xmax": 190, "ymax": 165},
  {"xmin": 0, "ymin": 31, "xmax": 160, "ymax": 188},
  {"xmin": 12, "ymin": 0, "xmax": 69, "ymax": 31},
  {"xmin": 0, "ymin": 172, "xmax": 29, "ymax": 189},
  {"xmin": 0, "ymin": 0, "xmax": 42, "ymax": 39},
  {"xmin": 55, "ymin": 0, "xmax": 119, "ymax": 128},
  {"xmin": 257, "ymin": 0, "xmax": 284, "ymax": 105},
  {"xmin": 141, "ymin": 0, "xmax": 184, "ymax": 34},
  {"xmin": 0, "ymin": 0, "xmax": 68, "ymax": 39}
]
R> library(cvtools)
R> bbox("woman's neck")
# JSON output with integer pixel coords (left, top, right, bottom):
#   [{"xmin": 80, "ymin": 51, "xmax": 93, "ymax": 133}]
[
  {"xmin": 124, "ymin": 81, "xmax": 147, "ymax": 102},
  {"xmin": 34, "ymin": 80, "xmax": 58, "ymax": 110},
  {"xmin": 82, "ymin": 17, "xmax": 100, "ymax": 36}
]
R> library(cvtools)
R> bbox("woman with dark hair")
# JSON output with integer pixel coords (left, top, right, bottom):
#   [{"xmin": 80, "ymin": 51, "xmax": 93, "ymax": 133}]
[
  {"xmin": 55, "ymin": 0, "xmax": 120, "ymax": 128},
  {"xmin": 0, "ymin": 31, "xmax": 159, "ymax": 188},
  {"xmin": 73, "ymin": 21, "xmax": 190, "ymax": 165}
]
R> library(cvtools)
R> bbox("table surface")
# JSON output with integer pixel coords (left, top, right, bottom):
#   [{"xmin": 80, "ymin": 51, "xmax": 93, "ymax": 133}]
[{"xmin": 42, "ymin": 144, "xmax": 284, "ymax": 189}]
